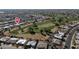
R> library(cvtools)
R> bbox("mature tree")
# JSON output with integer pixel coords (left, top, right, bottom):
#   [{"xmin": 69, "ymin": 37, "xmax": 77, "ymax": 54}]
[
  {"xmin": 28, "ymin": 27, "xmax": 35, "ymax": 34},
  {"xmin": 40, "ymin": 29, "xmax": 46, "ymax": 36},
  {"xmin": 43, "ymin": 28, "xmax": 51, "ymax": 34},
  {"xmin": 33, "ymin": 22, "xmax": 38, "ymax": 27},
  {"xmin": 58, "ymin": 18, "xmax": 63, "ymax": 23},
  {"xmin": 40, "ymin": 27, "xmax": 51, "ymax": 36},
  {"xmin": 54, "ymin": 22, "xmax": 60, "ymax": 26}
]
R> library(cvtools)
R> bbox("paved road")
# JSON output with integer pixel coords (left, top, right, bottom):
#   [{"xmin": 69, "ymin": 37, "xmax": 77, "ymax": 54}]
[{"xmin": 65, "ymin": 24, "xmax": 79, "ymax": 49}]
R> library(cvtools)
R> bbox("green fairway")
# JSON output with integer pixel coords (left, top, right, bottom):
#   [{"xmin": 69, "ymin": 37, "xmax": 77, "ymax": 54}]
[
  {"xmin": 6, "ymin": 20, "xmax": 55, "ymax": 35},
  {"xmin": 38, "ymin": 21, "xmax": 54, "ymax": 29},
  {"xmin": 20, "ymin": 20, "xmax": 55, "ymax": 32}
]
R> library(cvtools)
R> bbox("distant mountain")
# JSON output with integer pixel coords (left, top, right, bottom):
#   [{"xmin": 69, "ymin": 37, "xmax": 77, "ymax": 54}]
[
  {"xmin": 0, "ymin": 11, "xmax": 5, "ymax": 13},
  {"xmin": 0, "ymin": 9, "xmax": 79, "ymax": 14}
]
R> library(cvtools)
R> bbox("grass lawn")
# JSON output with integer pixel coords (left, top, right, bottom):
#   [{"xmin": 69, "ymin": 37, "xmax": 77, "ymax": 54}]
[
  {"xmin": 38, "ymin": 21, "xmax": 54, "ymax": 29},
  {"xmin": 17, "ymin": 20, "xmax": 55, "ymax": 33},
  {"xmin": 4, "ymin": 20, "xmax": 55, "ymax": 40}
]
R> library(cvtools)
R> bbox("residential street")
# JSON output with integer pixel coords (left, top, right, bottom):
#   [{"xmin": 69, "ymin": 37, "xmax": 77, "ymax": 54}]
[{"xmin": 65, "ymin": 24, "xmax": 79, "ymax": 49}]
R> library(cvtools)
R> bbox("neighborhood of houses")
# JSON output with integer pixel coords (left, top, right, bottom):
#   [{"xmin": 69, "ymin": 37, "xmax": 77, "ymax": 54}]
[
  {"xmin": 0, "ymin": 11, "xmax": 79, "ymax": 49},
  {"xmin": 0, "ymin": 19, "xmax": 79, "ymax": 49}
]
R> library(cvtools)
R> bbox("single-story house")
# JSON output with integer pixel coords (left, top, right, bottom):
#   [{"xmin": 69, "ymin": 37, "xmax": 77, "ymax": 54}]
[
  {"xmin": 7, "ymin": 38, "xmax": 18, "ymax": 44},
  {"xmin": 0, "ymin": 37, "xmax": 10, "ymax": 43},
  {"xmin": 52, "ymin": 38, "xmax": 61, "ymax": 45},
  {"xmin": 54, "ymin": 31, "xmax": 64, "ymax": 39},
  {"xmin": 36, "ymin": 41, "xmax": 48, "ymax": 49},
  {"xmin": 16, "ymin": 39, "xmax": 27, "ymax": 46},
  {"xmin": 3, "ymin": 26, "xmax": 10, "ymax": 29},
  {"xmin": 25, "ymin": 40, "xmax": 37, "ymax": 49}
]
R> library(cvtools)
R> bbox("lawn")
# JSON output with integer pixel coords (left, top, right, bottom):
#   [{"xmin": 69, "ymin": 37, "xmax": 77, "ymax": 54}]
[
  {"xmin": 17, "ymin": 20, "xmax": 55, "ymax": 33},
  {"xmin": 38, "ymin": 21, "xmax": 54, "ymax": 29},
  {"xmin": 4, "ymin": 20, "xmax": 55, "ymax": 40}
]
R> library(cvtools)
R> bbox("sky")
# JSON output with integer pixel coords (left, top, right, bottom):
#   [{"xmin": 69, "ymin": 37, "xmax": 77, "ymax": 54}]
[{"xmin": 0, "ymin": 0, "xmax": 79, "ymax": 9}]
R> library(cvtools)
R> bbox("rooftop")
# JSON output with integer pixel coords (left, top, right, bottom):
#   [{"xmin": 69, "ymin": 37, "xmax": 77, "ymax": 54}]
[
  {"xmin": 54, "ymin": 31, "xmax": 64, "ymax": 39},
  {"xmin": 0, "ymin": 37, "xmax": 10, "ymax": 42},
  {"xmin": 52, "ymin": 38, "xmax": 61, "ymax": 45},
  {"xmin": 6, "ymin": 38, "xmax": 18, "ymax": 44},
  {"xmin": 16, "ymin": 39, "xmax": 27, "ymax": 45},
  {"xmin": 26, "ymin": 40, "xmax": 37, "ymax": 46},
  {"xmin": 36, "ymin": 41, "xmax": 48, "ymax": 49}
]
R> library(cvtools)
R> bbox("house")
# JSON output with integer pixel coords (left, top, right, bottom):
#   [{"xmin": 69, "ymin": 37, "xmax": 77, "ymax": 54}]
[
  {"xmin": 76, "ymin": 44, "xmax": 79, "ymax": 49},
  {"xmin": 49, "ymin": 38, "xmax": 63, "ymax": 49},
  {"xmin": 59, "ymin": 25, "xmax": 69, "ymax": 32},
  {"xmin": 54, "ymin": 31, "xmax": 64, "ymax": 39},
  {"xmin": 75, "ymin": 40, "xmax": 79, "ymax": 45},
  {"xmin": 6, "ymin": 38, "xmax": 18, "ymax": 44},
  {"xmin": 54, "ymin": 34, "xmax": 62, "ymax": 39},
  {"xmin": 25, "ymin": 40, "xmax": 37, "ymax": 49},
  {"xmin": 0, "ymin": 37, "xmax": 10, "ymax": 43},
  {"xmin": 60, "ymin": 25, "xmax": 69, "ymax": 29},
  {"xmin": 0, "ymin": 44, "xmax": 17, "ymax": 49},
  {"xmin": 59, "ymin": 31, "xmax": 64, "ymax": 36},
  {"xmin": 76, "ymin": 33, "xmax": 79, "ymax": 40},
  {"xmin": 63, "ymin": 26, "xmax": 69, "ymax": 29},
  {"xmin": 52, "ymin": 38, "xmax": 61, "ymax": 45},
  {"xmin": 9, "ymin": 25, "xmax": 14, "ymax": 27},
  {"xmin": 36, "ymin": 41, "xmax": 48, "ymax": 49},
  {"xmin": 17, "ymin": 46, "xmax": 24, "ymax": 49},
  {"xmin": 3, "ymin": 26, "xmax": 11, "ymax": 31},
  {"xmin": 16, "ymin": 39, "xmax": 27, "ymax": 46},
  {"xmin": 69, "ymin": 24, "xmax": 75, "ymax": 27}
]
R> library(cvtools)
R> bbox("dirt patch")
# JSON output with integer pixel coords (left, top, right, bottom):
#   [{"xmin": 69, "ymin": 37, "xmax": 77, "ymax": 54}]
[{"xmin": 16, "ymin": 33, "xmax": 49, "ymax": 41}]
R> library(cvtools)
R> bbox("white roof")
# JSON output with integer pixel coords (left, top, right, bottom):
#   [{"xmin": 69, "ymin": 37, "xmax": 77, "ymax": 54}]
[
  {"xmin": 58, "ymin": 31, "xmax": 64, "ymax": 36},
  {"xmin": 10, "ymin": 38, "xmax": 18, "ymax": 40},
  {"xmin": 0, "ymin": 37, "xmax": 10, "ymax": 41},
  {"xmin": 53, "ymin": 38, "xmax": 61, "ymax": 44},
  {"xmin": 63, "ymin": 26, "xmax": 69, "ymax": 29},
  {"xmin": 54, "ymin": 31, "xmax": 64, "ymax": 39},
  {"xmin": 54, "ymin": 34, "xmax": 62, "ymax": 39},
  {"xmin": 16, "ymin": 39, "xmax": 27, "ymax": 44},
  {"xmin": 3, "ymin": 26, "xmax": 10, "ymax": 29},
  {"xmin": 9, "ymin": 25, "xmax": 14, "ymax": 27},
  {"xmin": 14, "ymin": 24, "xmax": 20, "ymax": 26},
  {"xmin": 26, "ymin": 41, "xmax": 37, "ymax": 46}
]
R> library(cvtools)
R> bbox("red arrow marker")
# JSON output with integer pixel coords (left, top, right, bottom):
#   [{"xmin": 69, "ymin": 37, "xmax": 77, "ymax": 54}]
[{"xmin": 15, "ymin": 17, "xmax": 21, "ymax": 24}]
